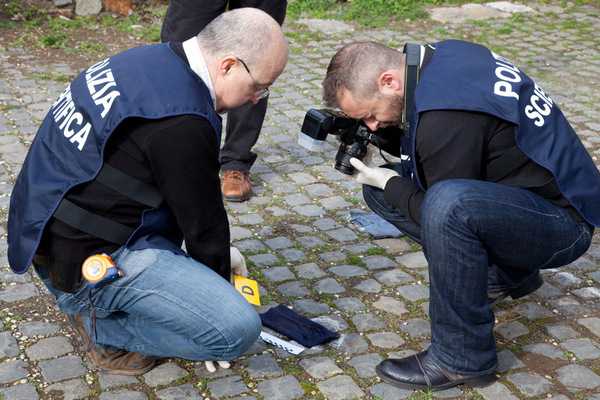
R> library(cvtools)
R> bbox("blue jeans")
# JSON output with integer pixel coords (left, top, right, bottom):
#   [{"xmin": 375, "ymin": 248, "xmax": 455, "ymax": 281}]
[
  {"xmin": 36, "ymin": 247, "xmax": 261, "ymax": 361},
  {"xmin": 364, "ymin": 178, "xmax": 593, "ymax": 374}
]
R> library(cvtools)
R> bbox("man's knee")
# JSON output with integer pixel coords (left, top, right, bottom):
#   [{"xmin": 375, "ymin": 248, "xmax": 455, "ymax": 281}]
[{"xmin": 212, "ymin": 303, "xmax": 261, "ymax": 359}]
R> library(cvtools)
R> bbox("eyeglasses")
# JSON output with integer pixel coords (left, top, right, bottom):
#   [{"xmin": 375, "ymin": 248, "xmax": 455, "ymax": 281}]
[{"xmin": 236, "ymin": 57, "xmax": 270, "ymax": 100}]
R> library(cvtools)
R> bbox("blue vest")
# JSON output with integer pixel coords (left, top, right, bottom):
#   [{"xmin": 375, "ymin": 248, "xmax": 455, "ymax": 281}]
[
  {"xmin": 401, "ymin": 40, "xmax": 600, "ymax": 227},
  {"xmin": 8, "ymin": 43, "xmax": 222, "ymax": 274}
]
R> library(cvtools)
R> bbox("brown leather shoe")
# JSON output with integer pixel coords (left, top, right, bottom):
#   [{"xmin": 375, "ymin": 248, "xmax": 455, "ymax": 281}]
[
  {"xmin": 222, "ymin": 170, "xmax": 253, "ymax": 202},
  {"xmin": 67, "ymin": 314, "xmax": 157, "ymax": 375}
]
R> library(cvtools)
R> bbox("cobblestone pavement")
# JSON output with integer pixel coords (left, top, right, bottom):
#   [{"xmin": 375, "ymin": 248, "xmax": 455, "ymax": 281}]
[{"xmin": 1, "ymin": 1, "xmax": 600, "ymax": 399}]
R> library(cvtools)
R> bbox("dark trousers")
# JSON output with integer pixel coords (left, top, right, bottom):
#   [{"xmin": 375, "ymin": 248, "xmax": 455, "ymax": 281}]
[
  {"xmin": 363, "ymin": 177, "xmax": 593, "ymax": 374},
  {"xmin": 161, "ymin": 0, "xmax": 287, "ymax": 171}
]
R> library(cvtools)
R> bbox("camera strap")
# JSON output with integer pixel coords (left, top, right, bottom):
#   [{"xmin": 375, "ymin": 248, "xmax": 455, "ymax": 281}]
[{"xmin": 401, "ymin": 43, "xmax": 421, "ymax": 131}]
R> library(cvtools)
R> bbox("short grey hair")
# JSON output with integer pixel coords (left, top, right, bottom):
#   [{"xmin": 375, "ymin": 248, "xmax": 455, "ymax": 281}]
[
  {"xmin": 323, "ymin": 41, "xmax": 404, "ymax": 108},
  {"xmin": 197, "ymin": 7, "xmax": 281, "ymax": 68}
]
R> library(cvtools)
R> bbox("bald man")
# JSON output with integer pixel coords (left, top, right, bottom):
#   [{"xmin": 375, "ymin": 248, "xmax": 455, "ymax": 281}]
[
  {"xmin": 162, "ymin": 1, "xmax": 287, "ymax": 202},
  {"xmin": 8, "ymin": 8, "xmax": 288, "ymax": 375}
]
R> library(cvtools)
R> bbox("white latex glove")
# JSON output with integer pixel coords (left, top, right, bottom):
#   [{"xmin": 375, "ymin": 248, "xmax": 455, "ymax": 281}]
[
  {"xmin": 349, "ymin": 157, "xmax": 399, "ymax": 190},
  {"xmin": 230, "ymin": 246, "xmax": 248, "ymax": 277},
  {"xmin": 204, "ymin": 360, "xmax": 231, "ymax": 373}
]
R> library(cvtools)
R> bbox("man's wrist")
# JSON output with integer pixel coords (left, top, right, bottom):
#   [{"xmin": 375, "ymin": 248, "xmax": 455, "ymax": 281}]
[{"xmin": 383, "ymin": 175, "xmax": 412, "ymax": 208}]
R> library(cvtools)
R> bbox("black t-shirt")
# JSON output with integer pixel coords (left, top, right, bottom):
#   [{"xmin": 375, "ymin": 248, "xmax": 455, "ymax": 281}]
[{"xmin": 37, "ymin": 44, "xmax": 230, "ymax": 292}]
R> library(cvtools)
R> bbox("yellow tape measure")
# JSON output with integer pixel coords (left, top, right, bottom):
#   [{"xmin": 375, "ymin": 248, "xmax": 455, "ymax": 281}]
[{"xmin": 82, "ymin": 254, "xmax": 121, "ymax": 287}]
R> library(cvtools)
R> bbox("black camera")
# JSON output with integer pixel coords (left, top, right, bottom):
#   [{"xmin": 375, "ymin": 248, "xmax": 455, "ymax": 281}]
[{"xmin": 298, "ymin": 109, "xmax": 376, "ymax": 175}]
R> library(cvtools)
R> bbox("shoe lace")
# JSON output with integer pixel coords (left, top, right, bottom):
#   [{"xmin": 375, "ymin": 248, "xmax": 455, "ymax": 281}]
[{"xmin": 225, "ymin": 170, "xmax": 247, "ymax": 182}]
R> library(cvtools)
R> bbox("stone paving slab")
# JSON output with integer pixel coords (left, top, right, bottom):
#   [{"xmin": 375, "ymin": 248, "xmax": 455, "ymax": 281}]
[{"xmin": 0, "ymin": 1, "xmax": 600, "ymax": 399}]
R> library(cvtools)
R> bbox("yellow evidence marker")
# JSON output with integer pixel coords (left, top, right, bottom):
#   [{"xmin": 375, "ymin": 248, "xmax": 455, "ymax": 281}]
[{"xmin": 233, "ymin": 275, "xmax": 261, "ymax": 306}]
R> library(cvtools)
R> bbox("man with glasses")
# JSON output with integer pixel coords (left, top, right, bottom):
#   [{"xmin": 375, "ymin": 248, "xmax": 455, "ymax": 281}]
[
  {"xmin": 162, "ymin": 1, "xmax": 287, "ymax": 202},
  {"xmin": 237, "ymin": 58, "xmax": 270, "ymax": 100},
  {"xmin": 8, "ymin": 8, "xmax": 288, "ymax": 375}
]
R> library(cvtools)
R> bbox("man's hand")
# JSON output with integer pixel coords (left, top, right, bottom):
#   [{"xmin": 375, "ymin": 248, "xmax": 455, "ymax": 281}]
[
  {"xmin": 204, "ymin": 360, "xmax": 231, "ymax": 373},
  {"xmin": 349, "ymin": 157, "xmax": 399, "ymax": 190},
  {"xmin": 230, "ymin": 246, "xmax": 248, "ymax": 277}
]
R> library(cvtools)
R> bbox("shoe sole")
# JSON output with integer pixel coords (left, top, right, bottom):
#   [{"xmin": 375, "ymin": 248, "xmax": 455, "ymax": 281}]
[
  {"xmin": 376, "ymin": 365, "xmax": 497, "ymax": 391},
  {"xmin": 224, "ymin": 194, "xmax": 251, "ymax": 202},
  {"xmin": 89, "ymin": 353, "xmax": 158, "ymax": 376},
  {"xmin": 95, "ymin": 363, "xmax": 157, "ymax": 376}
]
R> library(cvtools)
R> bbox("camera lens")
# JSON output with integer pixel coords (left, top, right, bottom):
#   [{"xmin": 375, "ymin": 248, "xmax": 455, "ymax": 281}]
[{"xmin": 335, "ymin": 142, "xmax": 367, "ymax": 175}]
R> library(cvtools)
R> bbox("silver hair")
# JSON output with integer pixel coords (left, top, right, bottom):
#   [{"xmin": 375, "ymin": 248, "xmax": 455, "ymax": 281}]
[{"xmin": 196, "ymin": 7, "xmax": 280, "ymax": 68}]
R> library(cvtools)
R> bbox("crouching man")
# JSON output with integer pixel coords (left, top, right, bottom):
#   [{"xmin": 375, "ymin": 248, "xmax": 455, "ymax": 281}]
[
  {"xmin": 321, "ymin": 40, "xmax": 597, "ymax": 390},
  {"xmin": 8, "ymin": 8, "xmax": 288, "ymax": 375}
]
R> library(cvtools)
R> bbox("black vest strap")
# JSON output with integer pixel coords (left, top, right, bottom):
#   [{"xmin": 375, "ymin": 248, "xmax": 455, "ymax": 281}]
[
  {"xmin": 54, "ymin": 199, "xmax": 135, "ymax": 244},
  {"xmin": 52, "ymin": 163, "xmax": 163, "ymax": 244},
  {"xmin": 96, "ymin": 164, "xmax": 163, "ymax": 208}
]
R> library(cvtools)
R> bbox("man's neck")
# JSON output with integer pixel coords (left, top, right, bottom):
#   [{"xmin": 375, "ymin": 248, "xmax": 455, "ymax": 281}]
[{"xmin": 182, "ymin": 37, "xmax": 217, "ymax": 109}]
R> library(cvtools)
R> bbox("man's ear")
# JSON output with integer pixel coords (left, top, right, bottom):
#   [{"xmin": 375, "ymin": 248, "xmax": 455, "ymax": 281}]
[
  {"xmin": 217, "ymin": 56, "xmax": 237, "ymax": 77},
  {"xmin": 377, "ymin": 69, "xmax": 403, "ymax": 96}
]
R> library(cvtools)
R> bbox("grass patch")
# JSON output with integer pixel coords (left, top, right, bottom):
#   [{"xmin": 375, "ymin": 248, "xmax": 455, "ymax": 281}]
[
  {"xmin": 288, "ymin": 0, "xmax": 342, "ymax": 20},
  {"xmin": 98, "ymin": 10, "xmax": 163, "ymax": 42},
  {"xmin": 469, "ymin": 19, "xmax": 491, "ymax": 28},
  {"xmin": 32, "ymin": 71, "xmax": 72, "ymax": 82},
  {"xmin": 495, "ymin": 25, "xmax": 513, "ymax": 35},
  {"xmin": 346, "ymin": 254, "xmax": 364, "ymax": 266},
  {"xmin": 1, "ymin": 0, "xmax": 45, "ymax": 21},
  {"xmin": 1, "ymin": 2, "xmax": 165, "ymax": 57},
  {"xmin": 0, "ymin": 104, "xmax": 19, "ymax": 112},
  {"xmin": 300, "ymin": 381, "xmax": 326, "ymax": 399},
  {"xmin": 404, "ymin": 300, "xmax": 426, "ymax": 318},
  {"xmin": 432, "ymin": 26, "xmax": 449, "ymax": 36},
  {"xmin": 48, "ymin": 16, "xmax": 88, "ymax": 31},
  {"xmin": 345, "ymin": 195, "xmax": 361, "ymax": 206},
  {"xmin": 409, "ymin": 240, "xmax": 422, "ymax": 252},
  {"xmin": 0, "ymin": 19, "xmax": 16, "ymax": 29},
  {"xmin": 39, "ymin": 32, "xmax": 69, "ymax": 49},
  {"xmin": 464, "ymin": 390, "xmax": 486, "ymax": 399},
  {"xmin": 560, "ymin": 18, "xmax": 579, "ymax": 29},
  {"xmin": 70, "ymin": 40, "xmax": 108, "ymax": 56},
  {"xmin": 408, "ymin": 389, "xmax": 434, "ymax": 400},
  {"xmin": 279, "ymin": 357, "xmax": 306, "ymax": 375},
  {"xmin": 365, "ymin": 247, "xmax": 387, "ymax": 256},
  {"xmin": 344, "ymin": 0, "xmax": 431, "ymax": 25},
  {"xmin": 288, "ymin": 0, "xmax": 483, "ymax": 26},
  {"xmin": 285, "ymin": 25, "xmax": 327, "ymax": 49}
]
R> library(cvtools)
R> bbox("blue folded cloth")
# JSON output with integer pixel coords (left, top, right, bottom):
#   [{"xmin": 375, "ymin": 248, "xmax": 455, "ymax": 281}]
[
  {"xmin": 349, "ymin": 210, "xmax": 404, "ymax": 239},
  {"xmin": 260, "ymin": 305, "xmax": 339, "ymax": 348}
]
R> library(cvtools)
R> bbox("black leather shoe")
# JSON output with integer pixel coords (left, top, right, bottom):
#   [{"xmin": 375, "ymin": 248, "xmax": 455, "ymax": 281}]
[
  {"xmin": 375, "ymin": 350, "xmax": 496, "ymax": 391},
  {"xmin": 487, "ymin": 268, "xmax": 543, "ymax": 305}
]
